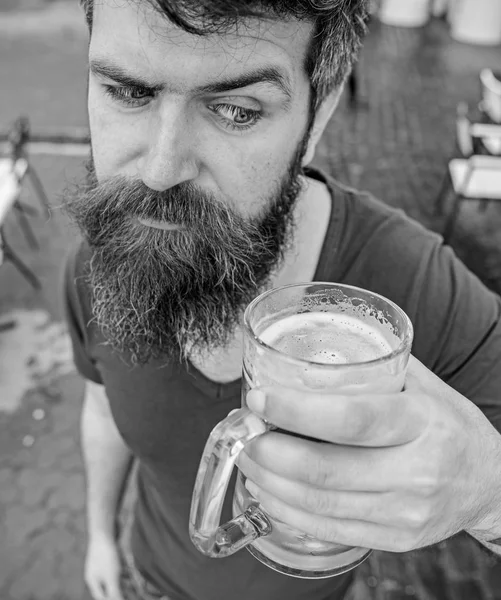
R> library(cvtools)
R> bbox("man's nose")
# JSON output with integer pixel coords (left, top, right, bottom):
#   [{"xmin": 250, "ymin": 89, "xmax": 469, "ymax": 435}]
[{"xmin": 137, "ymin": 105, "xmax": 199, "ymax": 191}]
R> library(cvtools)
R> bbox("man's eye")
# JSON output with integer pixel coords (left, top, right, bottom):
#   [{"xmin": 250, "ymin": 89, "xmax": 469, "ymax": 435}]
[
  {"xmin": 210, "ymin": 104, "xmax": 262, "ymax": 131},
  {"xmin": 103, "ymin": 85, "xmax": 153, "ymax": 107}
]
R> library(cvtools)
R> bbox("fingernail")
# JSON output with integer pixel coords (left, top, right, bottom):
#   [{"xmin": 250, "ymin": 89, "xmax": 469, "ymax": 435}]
[{"xmin": 247, "ymin": 389, "xmax": 266, "ymax": 415}]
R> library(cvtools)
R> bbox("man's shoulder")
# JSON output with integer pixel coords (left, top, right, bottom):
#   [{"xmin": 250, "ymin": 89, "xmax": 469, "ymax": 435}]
[
  {"xmin": 320, "ymin": 174, "xmax": 442, "ymax": 273},
  {"xmin": 311, "ymin": 167, "xmax": 436, "ymax": 244},
  {"xmin": 331, "ymin": 177, "xmax": 436, "ymax": 239}
]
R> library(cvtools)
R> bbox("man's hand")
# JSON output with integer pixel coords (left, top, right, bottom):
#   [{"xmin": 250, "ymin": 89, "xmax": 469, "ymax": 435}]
[
  {"xmin": 238, "ymin": 356, "xmax": 501, "ymax": 552},
  {"xmin": 84, "ymin": 534, "xmax": 124, "ymax": 600}
]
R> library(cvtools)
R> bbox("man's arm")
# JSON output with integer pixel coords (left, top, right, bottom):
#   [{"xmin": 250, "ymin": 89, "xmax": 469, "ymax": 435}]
[
  {"xmin": 61, "ymin": 247, "xmax": 133, "ymax": 598},
  {"xmin": 82, "ymin": 380, "xmax": 132, "ymax": 542},
  {"xmin": 82, "ymin": 380, "xmax": 132, "ymax": 600}
]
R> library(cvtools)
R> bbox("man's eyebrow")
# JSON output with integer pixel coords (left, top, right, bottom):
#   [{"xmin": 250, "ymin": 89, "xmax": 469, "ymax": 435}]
[
  {"xmin": 89, "ymin": 59, "xmax": 163, "ymax": 91},
  {"xmin": 194, "ymin": 67, "xmax": 293, "ymax": 101},
  {"xmin": 89, "ymin": 59, "xmax": 292, "ymax": 101}
]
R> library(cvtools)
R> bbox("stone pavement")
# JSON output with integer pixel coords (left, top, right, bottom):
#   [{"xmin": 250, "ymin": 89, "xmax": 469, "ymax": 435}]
[
  {"xmin": 1, "ymin": 374, "xmax": 87, "ymax": 599},
  {"xmin": 1, "ymin": 4, "xmax": 501, "ymax": 600}
]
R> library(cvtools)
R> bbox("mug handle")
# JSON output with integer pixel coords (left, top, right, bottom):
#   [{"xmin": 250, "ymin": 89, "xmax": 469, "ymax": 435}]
[{"xmin": 189, "ymin": 407, "xmax": 273, "ymax": 557}]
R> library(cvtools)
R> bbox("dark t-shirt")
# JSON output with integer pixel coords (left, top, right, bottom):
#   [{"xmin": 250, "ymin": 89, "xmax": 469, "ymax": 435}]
[{"xmin": 63, "ymin": 170, "xmax": 501, "ymax": 600}]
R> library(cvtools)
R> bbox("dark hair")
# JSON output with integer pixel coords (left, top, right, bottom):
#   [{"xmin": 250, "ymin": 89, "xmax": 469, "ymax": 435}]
[{"xmin": 80, "ymin": 0, "xmax": 368, "ymax": 106}]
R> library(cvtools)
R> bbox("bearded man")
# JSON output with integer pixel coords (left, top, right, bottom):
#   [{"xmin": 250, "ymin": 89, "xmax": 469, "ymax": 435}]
[{"xmin": 63, "ymin": 2, "xmax": 501, "ymax": 600}]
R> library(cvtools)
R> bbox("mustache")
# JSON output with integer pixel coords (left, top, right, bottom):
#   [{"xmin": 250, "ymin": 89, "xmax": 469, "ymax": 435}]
[
  {"xmin": 63, "ymin": 171, "xmax": 292, "ymax": 283},
  {"xmin": 64, "ymin": 174, "xmax": 270, "ymax": 251},
  {"xmin": 72, "ymin": 174, "xmax": 247, "ymax": 226}
]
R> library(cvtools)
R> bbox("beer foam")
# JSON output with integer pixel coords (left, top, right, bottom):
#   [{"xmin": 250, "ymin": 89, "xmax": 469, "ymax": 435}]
[{"xmin": 260, "ymin": 312, "xmax": 394, "ymax": 365}]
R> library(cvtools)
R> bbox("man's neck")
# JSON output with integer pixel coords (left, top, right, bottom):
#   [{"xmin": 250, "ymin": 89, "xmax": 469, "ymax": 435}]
[
  {"xmin": 190, "ymin": 175, "xmax": 332, "ymax": 384},
  {"xmin": 271, "ymin": 174, "xmax": 332, "ymax": 289}
]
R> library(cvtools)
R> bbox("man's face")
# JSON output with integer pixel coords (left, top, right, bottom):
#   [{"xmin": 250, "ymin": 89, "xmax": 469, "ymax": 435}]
[
  {"xmin": 72, "ymin": 1, "xmax": 317, "ymax": 364},
  {"xmin": 88, "ymin": 1, "xmax": 314, "ymax": 210}
]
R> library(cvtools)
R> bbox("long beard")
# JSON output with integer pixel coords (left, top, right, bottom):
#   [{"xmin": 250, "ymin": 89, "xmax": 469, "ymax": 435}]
[{"xmin": 63, "ymin": 153, "xmax": 305, "ymax": 365}]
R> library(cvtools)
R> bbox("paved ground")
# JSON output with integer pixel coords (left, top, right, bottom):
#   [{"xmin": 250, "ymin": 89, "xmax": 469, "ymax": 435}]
[{"xmin": 1, "ymin": 3, "xmax": 501, "ymax": 600}]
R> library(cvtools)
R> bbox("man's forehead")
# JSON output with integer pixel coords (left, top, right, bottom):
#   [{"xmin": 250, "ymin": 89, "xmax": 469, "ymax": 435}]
[{"xmin": 91, "ymin": 0, "xmax": 313, "ymax": 89}]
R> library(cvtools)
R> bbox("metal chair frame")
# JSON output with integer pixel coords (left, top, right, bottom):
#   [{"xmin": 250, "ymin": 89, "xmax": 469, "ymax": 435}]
[
  {"xmin": 0, "ymin": 117, "xmax": 89, "ymax": 289},
  {"xmin": 0, "ymin": 156, "xmax": 42, "ymax": 289}
]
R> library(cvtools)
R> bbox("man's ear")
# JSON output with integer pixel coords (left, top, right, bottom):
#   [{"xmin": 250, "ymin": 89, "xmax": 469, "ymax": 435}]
[{"xmin": 302, "ymin": 86, "xmax": 343, "ymax": 167}]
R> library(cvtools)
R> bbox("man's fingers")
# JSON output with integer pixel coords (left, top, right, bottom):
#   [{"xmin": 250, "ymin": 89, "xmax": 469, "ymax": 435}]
[
  {"xmin": 242, "ymin": 432, "xmax": 402, "ymax": 491},
  {"xmin": 238, "ymin": 451, "xmax": 403, "ymax": 525},
  {"xmin": 86, "ymin": 574, "xmax": 124, "ymax": 600},
  {"xmin": 86, "ymin": 579, "xmax": 107, "ymax": 600},
  {"xmin": 247, "ymin": 384, "xmax": 427, "ymax": 446},
  {"xmin": 107, "ymin": 579, "xmax": 125, "ymax": 600},
  {"xmin": 243, "ymin": 481, "xmax": 413, "ymax": 552}
]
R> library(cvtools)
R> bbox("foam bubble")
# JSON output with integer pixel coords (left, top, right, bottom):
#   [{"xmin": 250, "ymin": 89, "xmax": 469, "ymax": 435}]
[{"xmin": 260, "ymin": 312, "xmax": 394, "ymax": 365}]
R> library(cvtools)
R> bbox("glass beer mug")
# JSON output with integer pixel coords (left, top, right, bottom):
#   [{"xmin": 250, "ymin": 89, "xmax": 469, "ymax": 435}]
[{"xmin": 190, "ymin": 282, "xmax": 413, "ymax": 578}]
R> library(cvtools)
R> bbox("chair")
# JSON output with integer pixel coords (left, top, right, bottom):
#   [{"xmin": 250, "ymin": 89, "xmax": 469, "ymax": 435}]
[
  {"xmin": 480, "ymin": 68, "xmax": 501, "ymax": 124},
  {"xmin": 0, "ymin": 116, "xmax": 90, "ymax": 289},
  {"xmin": 438, "ymin": 102, "xmax": 501, "ymax": 243},
  {"xmin": 479, "ymin": 69, "xmax": 501, "ymax": 154},
  {"xmin": 455, "ymin": 101, "xmax": 501, "ymax": 156},
  {"xmin": 0, "ymin": 157, "xmax": 41, "ymax": 289}
]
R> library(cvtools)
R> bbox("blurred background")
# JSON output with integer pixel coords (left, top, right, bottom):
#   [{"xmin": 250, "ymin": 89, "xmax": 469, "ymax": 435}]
[{"xmin": 1, "ymin": 0, "xmax": 501, "ymax": 599}]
